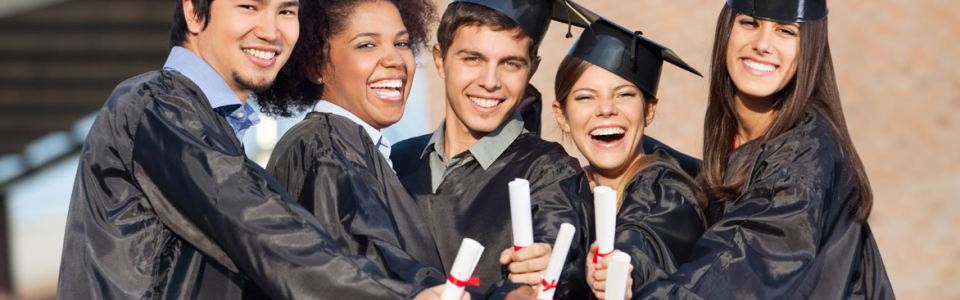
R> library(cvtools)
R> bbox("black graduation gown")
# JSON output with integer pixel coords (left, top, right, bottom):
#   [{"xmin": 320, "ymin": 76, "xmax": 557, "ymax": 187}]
[
  {"xmin": 265, "ymin": 112, "xmax": 444, "ymax": 289},
  {"xmin": 640, "ymin": 136, "xmax": 701, "ymax": 179},
  {"xmin": 612, "ymin": 151, "xmax": 707, "ymax": 295},
  {"xmin": 391, "ymin": 132, "xmax": 593, "ymax": 298},
  {"xmin": 635, "ymin": 109, "xmax": 895, "ymax": 299},
  {"xmin": 57, "ymin": 70, "xmax": 433, "ymax": 299}
]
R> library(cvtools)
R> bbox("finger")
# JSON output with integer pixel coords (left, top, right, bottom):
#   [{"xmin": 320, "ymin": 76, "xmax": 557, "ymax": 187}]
[
  {"xmin": 499, "ymin": 247, "xmax": 514, "ymax": 265},
  {"xmin": 595, "ymin": 269, "xmax": 607, "ymax": 281},
  {"xmin": 512, "ymin": 243, "xmax": 551, "ymax": 261},
  {"xmin": 507, "ymin": 272, "xmax": 540, "ymax": 286},
  {"xmin": 508, "ymin": 254, "xmax": 550, "ymax": 273},
  {"xmin": 594, "ymin": 291, "xmax": 605, "ymax": 300}
]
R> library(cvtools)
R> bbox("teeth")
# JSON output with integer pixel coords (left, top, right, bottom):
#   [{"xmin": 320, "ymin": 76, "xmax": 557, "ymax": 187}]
[
  {"xmin": 743, "ymin": 59, "xmax": 775, "ymax": 72},
  {"xmin": 469, "ymin": 96, "xmax": 500, "ymax": 108},
  {"xmin": 369, "ymin": 79, "xmax": 404, "ymax": 89},
  {"xmin": 244, "ymin": 49, "xmax": 276, "ymax": 60},
  {"xmin": 590, "ymin": 127, "xmax": 625, "ymax": 136},
  {"xmin": 374, "ymin": 89, "xmax": 402, "ymax": 99}
]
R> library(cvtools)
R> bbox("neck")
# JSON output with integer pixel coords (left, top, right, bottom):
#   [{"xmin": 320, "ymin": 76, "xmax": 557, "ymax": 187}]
[
  {"xmin": 733, "ymin": 91, "xmax": 776, "ymax": 145},
  {"xmin": 234, "ymin": 90, "xmax": 250, "ymax": 104},
  {"xmin": 442, "ymin": 112, "xmax": 484, "ymax": 160}
]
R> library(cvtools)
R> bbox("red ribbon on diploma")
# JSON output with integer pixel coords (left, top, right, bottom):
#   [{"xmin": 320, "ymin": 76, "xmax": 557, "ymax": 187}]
[
  {"xmin": 592, "ymin": 249, "xmax": 613, "ymax": 264},
  {"xmin": 514, "ymin": 245, "xmax": 525, "ymax": 251},
  {"xmin": 448, "ymin": 274, "xmax": 480, "ymax": 287},
  {"xmin": 540, "ymin": 278, "xmax": 558, "ymax": 292}
]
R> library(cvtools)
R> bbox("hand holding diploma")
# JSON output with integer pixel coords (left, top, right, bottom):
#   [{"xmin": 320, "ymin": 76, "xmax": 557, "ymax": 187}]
[
  {"xmin": 585, "ymin": 243, "xmax": 634, "ymax": 300},
  {"xmin": 500, "ymin": 178, "xmax": 552, "ymax": 286}
]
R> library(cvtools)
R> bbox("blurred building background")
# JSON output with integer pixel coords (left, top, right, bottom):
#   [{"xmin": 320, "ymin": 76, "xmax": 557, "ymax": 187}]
[{"xmin": 0, "ymin": 0, "xmax": 956, "ymax": 299}]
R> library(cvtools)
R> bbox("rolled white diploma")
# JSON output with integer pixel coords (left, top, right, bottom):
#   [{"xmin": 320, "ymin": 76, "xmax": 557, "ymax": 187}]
[
  {"xmin": 509, "ymin": 178, "xmax": 534, "ymax": 250},
  {"xmin": 441, "ymin": 238, "xmax": 485, "ymax": 300},
  {"xmin": 537, "ymin": 223, "xmax": 576, "ymax": 299},
  {"xmin": 594, "ymin": 186, "xmax": 617, "ymax": 264},
  {"xmin": 604, "ymin": 252, "xmax": 632, "ymax": 300}
]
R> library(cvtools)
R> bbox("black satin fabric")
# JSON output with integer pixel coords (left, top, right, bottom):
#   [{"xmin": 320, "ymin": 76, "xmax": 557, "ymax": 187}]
[
  {"xmin": 391, "ymin": 133, "xmax": 593, "ymax": 299},
  {"xmin": 266, "ymin": 112, "xmax": 444, "ymax": 289},
  {"xmin": 613, "ymin": 150, "xmax": 707, "ymax": 294},
  {"xmin": 640, "ymin": 136, "xmax": 702, "ymax": 178},
  {"xmin": 58, "ymin": 70, "xmax": 429, "ymax": 299},
  {"xmin": 635, "ymin": 109, "xmax": 895, "ymax": 299}
]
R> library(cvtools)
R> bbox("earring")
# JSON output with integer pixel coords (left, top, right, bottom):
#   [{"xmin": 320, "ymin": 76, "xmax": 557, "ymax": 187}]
[{"xmin": 316, "ymin": 77, "xmax": 324, "ymax": 85}]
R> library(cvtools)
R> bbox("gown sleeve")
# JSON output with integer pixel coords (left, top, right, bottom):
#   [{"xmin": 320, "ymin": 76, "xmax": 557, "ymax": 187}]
[
  {"xmin": 130, "ymin": 93, "xmax": 425, "ymax": 299},
  {"xmin": 615, "ymin": 162, "xmax": 706, "ymax": 295},
  {"xmin": 635, "ymin": 137, "xmax": 836, "ymax": 299},
  {"xmin": 526, "ymin": 151, "xmax": 594, "ymax": 299}
]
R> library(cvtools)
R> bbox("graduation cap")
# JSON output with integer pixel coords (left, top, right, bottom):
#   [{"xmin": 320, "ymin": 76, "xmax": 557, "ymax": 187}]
[
  {"xmin": 451, "ymin": 0, "xmax": 598, "ymax": 45},
  {"xmin": 562, "ymin": 17, "xmax": 703, "ymax": 98},
  {"xmin": 726, "ymin": 0, "xmax": 828, "ymax": 23}
]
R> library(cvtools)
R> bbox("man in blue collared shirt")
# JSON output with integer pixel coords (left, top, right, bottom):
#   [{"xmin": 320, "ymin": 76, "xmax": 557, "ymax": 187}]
[{"xmin": 57, "ymin": 0, "xmax": 447, "ymax": 299}]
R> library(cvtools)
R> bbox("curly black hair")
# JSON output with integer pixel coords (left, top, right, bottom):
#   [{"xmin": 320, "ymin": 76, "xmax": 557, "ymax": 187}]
[{"xmin": 257, "ymin": 0, "xmax": 437, "ymax": 117}]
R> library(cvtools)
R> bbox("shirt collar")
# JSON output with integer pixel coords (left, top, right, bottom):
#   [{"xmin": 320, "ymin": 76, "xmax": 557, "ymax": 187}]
[
  {"xmin": 163, "ymin": 46, "xmax": 245, "ymax": 110},
  {"xmin": 314, "ymin": 100, "xmax": 385, "ymax": 147},
  {"xmin": 422, "ymin": 113, "xmax": 525, "ymax": 170},
  {"xmin": 163, "ymin": 47, "xmax": 260, "ymax": 138}
]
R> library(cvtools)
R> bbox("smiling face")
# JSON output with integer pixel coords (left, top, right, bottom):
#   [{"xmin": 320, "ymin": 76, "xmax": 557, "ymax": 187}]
[
  {"xmin": 555, "ymin": 64, "xmax": 655, "ymax": 177},
  {"xmin": 318, "ymin": 0, "xmax": 415, "ymax": 129},
  {"xmin": 434, "ymin": 25, "xmax": 536, "ymax": 136},
  {"xmin": 182, "ymin": 0, "xmax": 300, "ymax": 100},
  {"xmin": 726, "ymin": 13, "xmax": 800, "ymax": 100}
]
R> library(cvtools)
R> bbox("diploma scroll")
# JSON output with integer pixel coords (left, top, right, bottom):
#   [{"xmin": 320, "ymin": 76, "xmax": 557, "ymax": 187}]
[
  {"xmin": 441, "ymin": 238, "xmax": 485, "ymax": 300},
  {"xmin": 604, "ymin": 252, "xmax": 631, "ymax": 300},
  {"xmin": 593, "ymin": 186, "xmax": 617, "ymax": 264},
  {"xmin": 509, "ymin": 178, "xmax": 534, "ymax": 250},
  {"xmin": 537, "ymin": 223, "xmax": 576, "ymax": 299}
]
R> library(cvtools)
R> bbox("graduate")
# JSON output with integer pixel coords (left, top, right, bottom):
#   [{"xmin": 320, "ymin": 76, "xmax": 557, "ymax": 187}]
[
  {"xmin": 549, "ymin": 16, "xmax": 708, "ymax": 299},
  {"xmin": 256, "ymin": 0, "xmax": 448, "ymax": 292},
  {"xmin": 58, "ymin": 0, "xmax": 450, "ymax": 298},
  {"xmin": 628, "ymin": 0, "xmax": 895, "ymax": 298},
  {"xmin": 390, "ymin": 0, "xmax": 594, "ymax": 297}
]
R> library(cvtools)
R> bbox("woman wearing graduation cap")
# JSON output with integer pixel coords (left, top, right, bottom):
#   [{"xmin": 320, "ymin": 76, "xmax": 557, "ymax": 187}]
[
  {"xmin": 550, "ymin": 14, "xmax": 708, "ymax": 299},
  {"xmin": 621, "ymin": 0, "xmax": 895, "ymax": 298}
]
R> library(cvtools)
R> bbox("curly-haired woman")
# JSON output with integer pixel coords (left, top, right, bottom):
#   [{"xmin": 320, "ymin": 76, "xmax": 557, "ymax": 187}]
[{"xmin": 256, "ymin": 0, "xmax": 455, "ymax": 298}]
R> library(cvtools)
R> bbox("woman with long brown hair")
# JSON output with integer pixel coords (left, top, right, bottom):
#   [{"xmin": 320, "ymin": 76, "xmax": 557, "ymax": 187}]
[
  {"xmin": 551, "ymin": 15, "xmax": 706, "ymax": 298},
  {"xmin": 630, "ymin": 0, "xmax": 895, "ymax": 298}
]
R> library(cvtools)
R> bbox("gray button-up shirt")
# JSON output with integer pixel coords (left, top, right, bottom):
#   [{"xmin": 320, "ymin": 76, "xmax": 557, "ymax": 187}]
[{"xmin": 420, "ymin": 114, "xmax": 525, "ymax": 192}]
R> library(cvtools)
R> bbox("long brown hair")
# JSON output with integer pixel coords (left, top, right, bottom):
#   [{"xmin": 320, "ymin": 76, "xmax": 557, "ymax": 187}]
[
  {"xmin": 555, "ymin": 56, "xmax": 706, "ymax": 210},
  {"xmin": 702, "ymin": 5, "xmax": 874, "ymax": 222}
]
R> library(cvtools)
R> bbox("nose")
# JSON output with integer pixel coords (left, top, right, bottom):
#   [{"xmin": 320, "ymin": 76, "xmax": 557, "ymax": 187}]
[
  {"xmin": 254, "ymin": 13, "xmax": 280, "ymax": 42},
  {"xmin": 751, "ymin": 26, "xmax": 774, "ymax": 55},
  {"xmin": 477, "ymin": 64, "xmax": 501, "ymax": 91},
  {"xmin": 382, "ymin": 45, "xmax": 404, "ymax": 68},
  {"xmin": 596, "ymin": 96, "xmax": 617, "ymax": 117}
]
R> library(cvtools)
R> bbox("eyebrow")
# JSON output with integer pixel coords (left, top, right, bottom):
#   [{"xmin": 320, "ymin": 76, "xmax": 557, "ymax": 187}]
[
  {"xmin": 279, "ymin": 0, "xmax": 300, "ymax": 8},
  {"xmin": 351, "ymin": 32, "xmax": 381, "ymax": 42}
]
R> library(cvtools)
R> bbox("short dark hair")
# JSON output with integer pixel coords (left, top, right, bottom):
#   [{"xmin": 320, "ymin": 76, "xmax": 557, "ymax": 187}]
[
  {"xmin": 170, "ymin": 0, "xmax": 214, "ymax": 48},
  {"xmin": 257, "ymin": 0, "xmax": 437, "ymax": 117},
  {"xmin": 435, "ymin": 2, "xmax": 538, "ymax": 60}
]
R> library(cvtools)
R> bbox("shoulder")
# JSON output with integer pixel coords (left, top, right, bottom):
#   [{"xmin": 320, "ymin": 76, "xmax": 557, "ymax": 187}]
[
  {"xmin": 390, "ymin": 133, "xmax": 432, "ymax": 174},
  {"xmin": 750, "ymin": 110, "xmax": 844, "ymax": 187},
  {"xmin": 626, "ymin": 157, "xmax": 697, "ymax": 198},
  {"xmin": 391, "ymin": 133, "xmax": 432, "ymax": 161},
  {"xmin": 641, "ymin": 135, "xmax": 702, "ymax": 177},
  {"xmin": 513, "ymin": 134, "xmax": 584, "ymax": 181}
]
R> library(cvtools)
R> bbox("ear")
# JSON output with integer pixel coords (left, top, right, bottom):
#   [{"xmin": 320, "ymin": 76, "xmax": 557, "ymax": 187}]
[
  {"xmin": 552, "ymin": 100, "xmax": 571, "ymax": 133},
  {"xmin": 644, "ymin": 97, "xmax": 659, "ymax": 127},
  {"xmin": 528, "ymin": 55, "xmax": 542, "ymax": 80},
  {"xmin": 182, "ymin": 0, "xmax": 205, "ymax": 35},
  {"xmin": 432, "ymin": 44, "xmax": 446, "ymax": 79}
]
